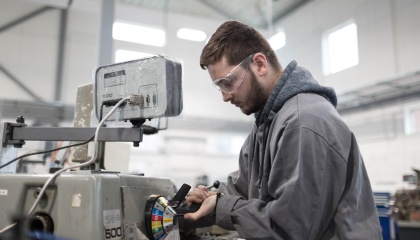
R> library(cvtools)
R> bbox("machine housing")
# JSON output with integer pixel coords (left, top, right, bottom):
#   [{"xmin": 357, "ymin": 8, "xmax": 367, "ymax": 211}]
[{"xmin": 0, "ymin": 172, "xmax": 176, "ymax": 239}]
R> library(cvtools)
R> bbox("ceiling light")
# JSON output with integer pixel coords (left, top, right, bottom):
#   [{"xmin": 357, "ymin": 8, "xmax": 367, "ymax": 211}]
[
  {"xmin": 113, "ymin": 21, "xmax": 166, "ymax": 47},
  {"xmin": 177, "ymin": 28, "xmax": 207, "ymax": 42},
  {"xmin": 268, "ymin": 31, "xmax": 286, "ymax": 51},
  {"xmin": 115, "ymin": 49, "xmax": 154, "ymax": 63}
]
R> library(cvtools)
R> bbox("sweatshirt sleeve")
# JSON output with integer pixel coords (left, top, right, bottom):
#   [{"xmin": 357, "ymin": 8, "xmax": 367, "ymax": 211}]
[{"xmin": 215, "ymin": 127, "xmax": 348, "ymax": 239}]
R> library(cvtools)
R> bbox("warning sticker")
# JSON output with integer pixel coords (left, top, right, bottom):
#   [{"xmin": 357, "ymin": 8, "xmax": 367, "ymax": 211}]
[
  {"xmin": 71, "ymin": 194, "xmax": 81, "ymax": 207},
  {"xmin": 103, "ymin": 209, "xmax": 121, "ymax": 228}
]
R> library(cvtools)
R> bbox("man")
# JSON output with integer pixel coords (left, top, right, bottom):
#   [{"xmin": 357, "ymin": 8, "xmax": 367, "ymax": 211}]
[{"xmin": 183, "ymin": 21, "xmax": 382, "ymax": 239}]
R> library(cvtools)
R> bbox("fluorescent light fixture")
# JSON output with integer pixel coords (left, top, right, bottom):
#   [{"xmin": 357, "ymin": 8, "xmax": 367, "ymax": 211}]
[
  {"xmin": 113, "ymin": 21, "xmax": 165, "ymax": 47},
  {"xmin": 177, "ymin": 28, "xmax": 207, "ymax": 42},
  {"xmin": 268, "ymin": 30, "xmax": 286, "ymax": 51},
  {"xmin": 115, "ymin": 49, "xmax": 154, "ymax": 63},
  {"xmin": 322, "ymin": 21, "xmax": 359, "ymax": 75}
]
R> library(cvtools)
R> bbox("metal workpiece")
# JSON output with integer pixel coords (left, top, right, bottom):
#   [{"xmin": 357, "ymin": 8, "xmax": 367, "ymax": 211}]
[
  {"xmin": 72, "ymin": 83, "xmax": 94, "ymax": 163},
  {"xmin": 0, "ymin": 122, "xmax": 24, "ymax": 173},
  {"xmin": 0, "ymin": 144, "xmax": 18, "ymax": 173}
]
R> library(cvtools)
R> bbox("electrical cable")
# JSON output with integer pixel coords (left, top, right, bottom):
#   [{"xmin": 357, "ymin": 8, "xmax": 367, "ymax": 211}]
[
  {"xmin": 0, "ymin": 97, "xmax": 129, "ymax": 235},
  {"xmin": 0, "ymin": 137, "xmax": 94, "ymax": 170}
]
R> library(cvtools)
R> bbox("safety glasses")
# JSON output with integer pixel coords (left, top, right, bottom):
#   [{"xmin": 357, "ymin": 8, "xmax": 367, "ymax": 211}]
[{"xmin": 212, "ymin": 54, "xmax": 254, "ymax": 94}]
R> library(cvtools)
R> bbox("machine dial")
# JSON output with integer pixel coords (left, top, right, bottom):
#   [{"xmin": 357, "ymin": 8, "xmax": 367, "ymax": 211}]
[{"xmin": 145, "ymin": 194, "xmax": 177, "ymax": 240}]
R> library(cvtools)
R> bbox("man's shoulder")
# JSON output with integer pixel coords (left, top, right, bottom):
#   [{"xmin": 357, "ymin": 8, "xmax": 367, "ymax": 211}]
[{"xmin": 274, "ymin": 93, "xmax": 350, "ymax": 136}]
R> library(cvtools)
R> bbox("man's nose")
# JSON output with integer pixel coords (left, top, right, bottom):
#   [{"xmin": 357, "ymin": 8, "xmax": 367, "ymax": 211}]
[{"xmin": 222, "ymin": 92, "xmax": 232, "ymax": 102}]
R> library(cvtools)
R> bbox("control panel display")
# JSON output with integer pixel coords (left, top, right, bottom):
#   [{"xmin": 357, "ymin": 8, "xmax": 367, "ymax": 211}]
[{"xmin": 95, "ymin": 55, "xmax": 183, "ymax": 121}]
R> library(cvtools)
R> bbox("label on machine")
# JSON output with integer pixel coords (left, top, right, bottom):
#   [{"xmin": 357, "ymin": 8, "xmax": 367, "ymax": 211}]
[{"xmin": 103, "ymin": 209, "xmax": 123, "ymax": 240}]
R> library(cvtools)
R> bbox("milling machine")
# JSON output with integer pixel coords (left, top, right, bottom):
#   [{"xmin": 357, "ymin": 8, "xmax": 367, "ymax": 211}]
[{"xmin": 0, "ymin": 55, "xmax": 187, "ymax": 240}]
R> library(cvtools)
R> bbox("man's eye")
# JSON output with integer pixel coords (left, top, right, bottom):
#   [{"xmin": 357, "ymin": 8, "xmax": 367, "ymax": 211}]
[{"xmin": 219, "ymin": 78, "xmax": 234, "ymax": 88}]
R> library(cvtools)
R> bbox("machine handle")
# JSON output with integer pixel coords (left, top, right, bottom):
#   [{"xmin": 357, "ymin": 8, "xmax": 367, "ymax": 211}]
[{"xmin": 169, "ymin": 183, "xmax": 191, "ymax": 209}]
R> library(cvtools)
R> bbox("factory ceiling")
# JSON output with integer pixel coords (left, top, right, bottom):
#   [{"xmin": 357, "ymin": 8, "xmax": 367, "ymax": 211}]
[
  {"xmin": 6, "ymin": 0, "xmax": 420, "ymax": 128},
  {"xmin": 117, "ymin": 0, "xmax": 313, "ymax": 29}
]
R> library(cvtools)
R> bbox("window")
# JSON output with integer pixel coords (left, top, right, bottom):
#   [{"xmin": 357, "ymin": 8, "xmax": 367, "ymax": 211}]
[
  {"xmin": 404, "ymin": 107, "xmax": 420, "ymax": 135},
  {"xmin": 113, "ymin": 21, "xmax": 165, "ymax": 47},
  {"xmin": 114, "ymin": 49, "xmax": 154, "ymax": 63},
  {"xmin": 322, "ymin": 20, "xmax": 359, "ymax": 75},
  {"xmin": 268, "ymin": 30, "xmax": 286, "ymax": 51}
]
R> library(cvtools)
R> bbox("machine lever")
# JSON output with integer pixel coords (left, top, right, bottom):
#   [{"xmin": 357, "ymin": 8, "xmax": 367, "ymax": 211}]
[
  {"xmin": 175, "ymin": 203, "xmax": 200, "ymax": 215},
  {"xmin": 169, "ymin": 183, "xmax": 191, "ymax": 208},
  {"xmin": 206, "ymin": 180, "xmax": 220, "ymax": 190},
  {"xmin": 166, "ymin": 181, "xmax": 221, "ymax": 216}
]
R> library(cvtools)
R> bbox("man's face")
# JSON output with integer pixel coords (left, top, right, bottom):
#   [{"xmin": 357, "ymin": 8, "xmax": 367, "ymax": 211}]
[{"xmin": 208, "ymin": 56, "xmax": 265, "ymax": 115}]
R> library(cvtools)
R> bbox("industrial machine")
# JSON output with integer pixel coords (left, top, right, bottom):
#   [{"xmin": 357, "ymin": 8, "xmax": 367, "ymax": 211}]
[
  {"xmin": 393, "ymin": 169, "xmax": 420, "ymax": 222},
  {"xmin": 392, "ymin": 169, "xmax": 420, "ymax": 239},
  {"xmin": 0, "ymin": 55, "xmax": 187, "ymax": 240}
]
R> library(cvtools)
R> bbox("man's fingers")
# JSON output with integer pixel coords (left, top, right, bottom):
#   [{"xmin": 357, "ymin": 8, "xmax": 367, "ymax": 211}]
[
  {"xmin": 183, "ymin": 212, "xmax": 198, "ymax": 221},
  {"xmin": 197, "ymin": 185, "xmax": 208, "ymax": 191},
  {"xmin": 185, "ymin": 188, "xmax": 211, "ymax": 205},
  {"xmin": 184, "ymin": 195, "xmax": 217, "ymax": 221},
  {"xmin": 186, "ymin": 195, "xmax": 205, "ymax": 205},
  {"xmin": 183, "ymin": 204, "xmax": 209, "ymax": 221}
]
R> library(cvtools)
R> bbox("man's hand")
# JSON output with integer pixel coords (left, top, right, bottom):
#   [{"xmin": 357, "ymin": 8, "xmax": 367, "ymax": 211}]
[
  {"xmin": 184, "ymin": 194, "xmax": 217, "ymax": 221},
  {"xmin": 185, "ymin": 185, "xmax": 216, "ymax": 206},
  {"xmin": 183, "ymin": 185, "xmax": 217, "ymax": 221}
]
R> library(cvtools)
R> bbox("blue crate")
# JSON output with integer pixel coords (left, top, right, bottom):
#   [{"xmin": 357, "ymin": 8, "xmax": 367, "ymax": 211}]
[{"xmin": 374, "ymin": 192, "xmax": 398, "ymax": 240}]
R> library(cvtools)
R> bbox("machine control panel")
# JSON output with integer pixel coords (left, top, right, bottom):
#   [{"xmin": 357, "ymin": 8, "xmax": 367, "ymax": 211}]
[{"xmin": 95, "ymin": 55, "xmax": 183, "ymax": 121}]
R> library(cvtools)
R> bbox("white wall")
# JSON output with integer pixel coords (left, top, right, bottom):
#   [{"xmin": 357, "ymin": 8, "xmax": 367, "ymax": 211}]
[
  {"xmin": 340, "ymin": 100, "xmax": 420, "ymax": 193},
  {"xmin": 1, "ymin": 0, "xmax": 420, "ymax": 193},
  {"xmin": 275, "ymin": 0, "xmax": 420, "ymax": 94}
]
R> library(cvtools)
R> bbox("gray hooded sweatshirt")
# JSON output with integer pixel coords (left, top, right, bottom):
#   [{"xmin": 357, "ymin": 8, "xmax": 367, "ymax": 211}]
[{"xmin": 214, "ymin": 61, "xmax": 382, "ymax": 239}]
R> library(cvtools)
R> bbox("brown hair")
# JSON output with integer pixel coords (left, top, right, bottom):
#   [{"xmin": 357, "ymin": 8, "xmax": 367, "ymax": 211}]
[{"xmin": 200, "ymin": 21, "xmax": 281, "ymax": 71}]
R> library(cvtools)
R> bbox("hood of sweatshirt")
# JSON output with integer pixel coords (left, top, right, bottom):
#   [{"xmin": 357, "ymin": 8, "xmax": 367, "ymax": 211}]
[{"xmin": 255, "ymin": 60, "xmax": 337, "ymax": 126}]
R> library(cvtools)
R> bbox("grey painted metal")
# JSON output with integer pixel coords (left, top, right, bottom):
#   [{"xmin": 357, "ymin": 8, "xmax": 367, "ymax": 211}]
[
  {"xmin": 54, "ymin": 9, "xmax": 69, "ymax": 102},
  {"xmin": 98, "ymin": 0, "xmax": 115, "ymax": 66},
  {"xmin": 95, "ymin": 56, "xmax": 183, "ymax": 120},
  {"xmin": 0, "ymin": 173, "xmax": 175, "ymax": 239},
  {"xmin": 10, "ymin": 126, "xmax": 143, "ymax": 142},
  {"xmin": 0, "ymin": 6, "xmax": 53, "ymax": 33},
  {"xmin": 0, "ymin": 64, "xmax": 44, "ymax": 102}
]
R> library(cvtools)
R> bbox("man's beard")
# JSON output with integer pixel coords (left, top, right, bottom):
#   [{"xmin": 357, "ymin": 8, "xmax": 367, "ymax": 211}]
[{"xmin": 240, "ymin": 71, "xmax": 266, "ymax": 115}]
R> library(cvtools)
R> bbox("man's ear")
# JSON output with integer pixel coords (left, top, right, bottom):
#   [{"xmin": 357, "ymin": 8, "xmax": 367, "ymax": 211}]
[{"xmin": 252, "ymin": 53, "xmax": 268, "ymax": 76}]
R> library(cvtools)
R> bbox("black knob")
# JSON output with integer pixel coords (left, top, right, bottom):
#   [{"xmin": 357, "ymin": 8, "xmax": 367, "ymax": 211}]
[
  {"xmin": 207, "ymin": 180, "xmax": 220, "ymax": 190},
  {"xmin": 16, "ymin": 116, "xmax": 25, "ymax": 123},
  {"xmin": 213, "ymin": 180, "xmax": 220, "ymax": 189}
]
